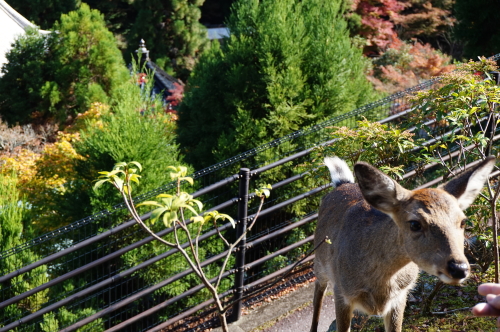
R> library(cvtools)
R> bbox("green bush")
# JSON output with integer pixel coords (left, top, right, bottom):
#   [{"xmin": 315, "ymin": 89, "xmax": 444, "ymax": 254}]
[
  {"xmin": 177, "ymin": 0, "xmax": 378, "ymax": 171},
  {"xmin": 0, "ymin": 4, "xmax": 129, "ymax": 126}
]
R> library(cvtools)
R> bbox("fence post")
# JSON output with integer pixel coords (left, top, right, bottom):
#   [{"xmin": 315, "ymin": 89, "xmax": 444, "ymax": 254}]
[
  {"xmin": 486, "ymin": 71, "xmax": 500, "ymax": 156},
  {"xmin": 230, "ymin": 168, "xmax": 250, "ymax": 323}
]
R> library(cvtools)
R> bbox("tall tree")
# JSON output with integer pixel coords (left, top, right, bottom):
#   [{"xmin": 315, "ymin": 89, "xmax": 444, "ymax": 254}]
[
  {"xmin": 346, "ymin": 0, "xmax": 404, "ymax": 54},
  {"xmin": 43, "ymin": 3, "xmax": 130, "ymax": 123},
  {"xmin": 453, "ymin": 0, "xmax": 500, "ymax": 59},
  {"xmin": 177, "ymin": 0, "xmax": 377, "ymax": 170},
  {"xmin": 397, "ymin": 0, "xmax": 455, "ymax": 41},
  {"xmin": 125, "ymin": 0, "xmax": 209, "ymax": 81}
]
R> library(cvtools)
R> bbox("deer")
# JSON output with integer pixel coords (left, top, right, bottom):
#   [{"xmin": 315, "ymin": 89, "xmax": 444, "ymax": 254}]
[{"xmin": 310, "ymin": 156, "xmax": 496, "ymax": 332}]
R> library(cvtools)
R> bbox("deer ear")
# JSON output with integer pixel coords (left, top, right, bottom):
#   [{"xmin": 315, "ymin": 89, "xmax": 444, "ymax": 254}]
[
  {"xmin": 439, "ymin": 156, "xmax": 496, "ymax": 210},
  {"xmin": 354, "ymin": 162, "xmax": 409, "ymax": 214}
]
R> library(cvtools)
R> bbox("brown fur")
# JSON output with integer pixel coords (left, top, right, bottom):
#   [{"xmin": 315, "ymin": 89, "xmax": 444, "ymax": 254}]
[{"xmin": 310, "ymin": 157, "xmax": 496, "ymax": 332}]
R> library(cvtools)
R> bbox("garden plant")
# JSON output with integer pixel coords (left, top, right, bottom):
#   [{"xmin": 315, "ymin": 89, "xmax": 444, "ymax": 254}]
[{"xmin": 94, "ymin": 161, "xmax": 272, "ymax": 332}]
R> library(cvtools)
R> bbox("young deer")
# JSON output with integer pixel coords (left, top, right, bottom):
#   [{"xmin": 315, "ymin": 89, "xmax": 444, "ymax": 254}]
[{"xmin": 310, "ymin": 156, "xmax": 496, "ymax": 332}]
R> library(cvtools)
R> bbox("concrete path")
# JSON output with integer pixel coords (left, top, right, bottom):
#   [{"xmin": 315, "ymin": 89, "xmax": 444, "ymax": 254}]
[{"xmin": 213, "ymin": 282, "xmax": 336, "ymax": 332}]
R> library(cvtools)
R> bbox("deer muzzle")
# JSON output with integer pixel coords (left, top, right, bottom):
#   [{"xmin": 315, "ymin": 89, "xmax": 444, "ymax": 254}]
[{"xmin": 447, "ymin": 259, "xmax": 469, "ymax": 280}]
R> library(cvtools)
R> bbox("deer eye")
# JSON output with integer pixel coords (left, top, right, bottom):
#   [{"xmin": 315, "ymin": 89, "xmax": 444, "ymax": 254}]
[{"xmin": 409, "ymin": 220, "xmax": 422, "ymax": 232}]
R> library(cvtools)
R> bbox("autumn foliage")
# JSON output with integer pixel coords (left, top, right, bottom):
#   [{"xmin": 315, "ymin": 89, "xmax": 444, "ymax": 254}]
[
  {"xmin": 349, "ymin": 0, "xmax": 455, "ymax": 55},
  {"xmin": 396, "ymin": 0, "xmax": 455, "ymax": 41},
  {"xmin": 367, "ymin": 40, "xmax": 455, "ymax": 94},
  {"xmin": 348, "ymin": 0, "xmax": 404, "ymax": 53},
  {"xmin": 0, "ymin": 104, "xmax": 107, "ymax": 231},
  {"xmin": 346, "ymin": 0, "xmax": 457, "ymax": 95}
]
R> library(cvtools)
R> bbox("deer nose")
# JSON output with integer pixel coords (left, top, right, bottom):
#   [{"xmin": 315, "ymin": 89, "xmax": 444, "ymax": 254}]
[{"xmin": 447, "ymin": 260, "xmax": 469, "ymax": 279}]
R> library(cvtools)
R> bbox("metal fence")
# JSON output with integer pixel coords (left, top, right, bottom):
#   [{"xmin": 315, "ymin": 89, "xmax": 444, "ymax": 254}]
[{"xmin": 1, "ymin": 54, "xmax": 500, "ymax": 332}]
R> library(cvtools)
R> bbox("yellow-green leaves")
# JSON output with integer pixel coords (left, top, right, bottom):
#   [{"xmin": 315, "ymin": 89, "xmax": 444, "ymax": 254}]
[
  {"xmin": 139, "ymin": 193, "xmax": 203, "ymax": 227},
  {"xmin": 168, "ymin": 165, "xmax": 193, "ymax": 185},
  {"xmin": 191, "ymin": 211, "xmax": 235, "ymax": 228},
  {"xmin": 94, "ymin": 161, "xmax": 142, "ymax": 195},
  {"xmin": 255, "ymin": 184, "xmax": 272, "ymax": 198},
  {"xmin": 94, "ymin": 161, "xmax": 246, "ymax": 232}
]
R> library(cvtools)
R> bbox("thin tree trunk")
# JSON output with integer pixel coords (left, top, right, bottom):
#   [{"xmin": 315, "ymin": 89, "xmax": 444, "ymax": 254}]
[
  {"xmin": 219, "ymin": 312, "xmax": 229, "ymax": 332},
  {"xmin": 492, "ymin": 199, "xmax": 499, "ymax": 283}
]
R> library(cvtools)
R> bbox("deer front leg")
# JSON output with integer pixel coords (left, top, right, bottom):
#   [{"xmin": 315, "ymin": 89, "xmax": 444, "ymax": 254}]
[
  {"xmin": 310, "ymin": 279, "xmax": 327, "ymax": 332},
  {"xmin": 383, "ymin": 293, "xmax": 407, "ymax": 332},
  {"xmin": 333, "ymin": 287, "xmax": 353, "ymax": 332}
]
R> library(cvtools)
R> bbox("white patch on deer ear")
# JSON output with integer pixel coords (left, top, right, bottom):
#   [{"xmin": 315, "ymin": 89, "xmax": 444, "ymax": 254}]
[
  {"xmin": 457, "ymin": 160, "xmax": 495, "ymax": 210},
  {"xmin": 363, "ymin": 176, "xmax": 395, "ymax": 197}
]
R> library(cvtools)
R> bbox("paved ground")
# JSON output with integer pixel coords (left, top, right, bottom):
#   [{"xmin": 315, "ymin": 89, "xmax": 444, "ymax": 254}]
[{"xmin": 213, "ymin": 282, "xmax": 336, "ymax": 332}]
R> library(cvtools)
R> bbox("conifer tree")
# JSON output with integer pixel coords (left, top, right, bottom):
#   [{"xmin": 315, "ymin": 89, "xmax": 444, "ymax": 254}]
[
  {"xmin": 43, "ymin": 3, "xmax": 130, "ymax": 123},
  {"xmin": 177, "ymin": 0, "xmax": 377, "ymax": 170},
  {"xmin": 0, "ymin": 28, "xmax": 52, "ymax": 125},
  {"xmin": 126, "ymin": 0, "xmax": 209, "ymax": 81}
]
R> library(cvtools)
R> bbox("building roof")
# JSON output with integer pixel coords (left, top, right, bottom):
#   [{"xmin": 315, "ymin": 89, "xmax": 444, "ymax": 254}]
[
  {"xmin": 0, "ymin": 0, "xmax": 49, "ymax": 69},
  {"xmin": 146, "ymin": 61, "xmax": 180, "ymax": 93}
]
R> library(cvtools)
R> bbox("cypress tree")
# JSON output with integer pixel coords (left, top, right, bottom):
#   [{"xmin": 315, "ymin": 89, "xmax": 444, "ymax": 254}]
[
  {"xmin": 126, "ymin": 0, "xmax": 209, "ymax": 81},
  {"xmin": 177, "ymin": 0, "xmax": 377, "ymax": 170},
  {"xmin": 44, "ymin": 3, "xmax": 130, "ymax": 123}
]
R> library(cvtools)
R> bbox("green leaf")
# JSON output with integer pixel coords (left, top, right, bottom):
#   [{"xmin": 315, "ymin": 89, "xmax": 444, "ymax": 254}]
[
  {"xmin": 113, "ymin": 177, "xmax": 124, "ymax": 192},
  {"xmin": 156, "ymin": 193, "xmax": 174, "ymax": 199},
  {"xmin": 128, "ymin": 174, "xmax": 141, "ymax": 185},
  {"xmin": 163, "ymin": 211, "xmax": 178, "ymax": 227},
  {"xmin": 93, "ymin": 179, "xmax": 110, "ymax": 193},
  {"xmin": 150, "ymin": 207, "xmax": 168, "ymax": 225},
  {"xmin": 182, "ymin": 204, "xmax": 200, "ymax": 217},
  {"xmin": 114, "ymin": 162, "xmax": 127, "ymax": 168},
  {"xmin": 190, "ymin": 216, "xmax": 205, "ymax": 223},
  {"xmin": 128, "ymin": 161, "xmax": 142, "ymax": 172},
  {"xmin": 190, "ymin": 198, "xmax": 203, "ymax": 212},
  {"xmin": 255, "ymin": 183, "xmax": 272, "ymax": 198},
  {"xmin": 137, "ymin": 201, "xmax": 164, "ymax": 208},
  {"xmin": 219, "ymin": 213, "xmax": 235, "ymax": 228},
  {"xmin": 179, "ymin": 176, "xmax": 194, "ymax": 185}
]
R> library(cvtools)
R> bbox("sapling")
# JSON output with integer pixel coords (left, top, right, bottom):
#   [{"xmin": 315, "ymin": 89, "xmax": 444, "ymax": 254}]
[{"xmin": 94, "ymin": 161, "xmax": 271, "ymax": 332}]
